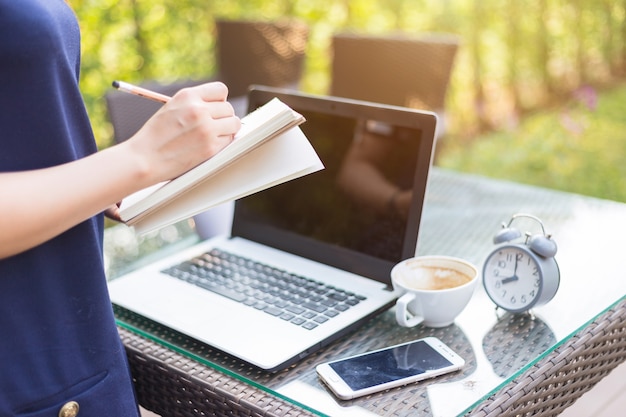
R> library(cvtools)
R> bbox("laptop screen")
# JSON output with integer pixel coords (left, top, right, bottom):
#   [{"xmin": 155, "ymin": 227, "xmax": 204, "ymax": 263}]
[{"xmin": 233, "ymin": 87, "xmax": 436, "ymax": 284}]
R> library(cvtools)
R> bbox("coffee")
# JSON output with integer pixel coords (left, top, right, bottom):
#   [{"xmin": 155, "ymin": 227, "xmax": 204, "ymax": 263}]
[
  {"xmin": 392, "ymin": 256, "xmax": 478, "ymax": 327},
  {"xmin": 397, "ymin": 265, "xmax": 472, "ymax": 291}
]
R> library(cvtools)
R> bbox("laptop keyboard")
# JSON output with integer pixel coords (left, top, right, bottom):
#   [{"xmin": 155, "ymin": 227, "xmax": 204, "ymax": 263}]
[{"xmin": 161, "ymin": 248, "xmax": 366, "ymax": 330}]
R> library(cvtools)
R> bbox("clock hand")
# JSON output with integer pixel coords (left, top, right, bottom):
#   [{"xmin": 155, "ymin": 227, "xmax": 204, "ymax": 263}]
[
  {"xmin": 500, "ymin": 255, "xmax": 520, "ymax": 285},
  {"xmin": 500, "ymin": 276, "xmax": 519, "ymax": 285}
]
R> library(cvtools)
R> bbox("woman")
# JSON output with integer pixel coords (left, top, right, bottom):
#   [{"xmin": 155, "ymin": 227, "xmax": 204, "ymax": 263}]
[{"xmin": 0, "ymin": 1, "xmax": 241, "ymax": 415}]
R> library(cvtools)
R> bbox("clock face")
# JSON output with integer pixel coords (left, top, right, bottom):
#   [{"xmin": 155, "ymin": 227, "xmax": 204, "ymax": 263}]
[{"xmin": 483, "ymin": 245, "xmax": 542, "ymax": 312}]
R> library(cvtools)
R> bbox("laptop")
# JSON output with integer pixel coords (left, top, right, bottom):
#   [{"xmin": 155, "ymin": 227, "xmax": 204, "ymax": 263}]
[{"xmin": 108, "ymin": 86, "xmax": 437, "ymax": 371}]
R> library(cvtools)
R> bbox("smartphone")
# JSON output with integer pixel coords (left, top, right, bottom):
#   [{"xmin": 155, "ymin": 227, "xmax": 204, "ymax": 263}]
[{"xmin": 316, "ymin": 337, "xmax": 465, "ymax": 400}]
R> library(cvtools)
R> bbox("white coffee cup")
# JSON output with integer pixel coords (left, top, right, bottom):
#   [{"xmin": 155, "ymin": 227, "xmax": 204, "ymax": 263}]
[{"xmin": 391, "ymin": 256, "xmax": 478, "ymax": 328}]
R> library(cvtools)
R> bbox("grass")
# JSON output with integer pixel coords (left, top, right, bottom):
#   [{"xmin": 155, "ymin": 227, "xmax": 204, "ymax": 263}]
[{"xmin": 437, "ymin": 84, "xmax": 626, "ymax": 203}]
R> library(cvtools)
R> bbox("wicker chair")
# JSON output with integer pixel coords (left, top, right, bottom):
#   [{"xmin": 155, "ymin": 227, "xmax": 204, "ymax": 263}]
[
  {"xmin": 105, "ymin": 19, "xmax": 309, "ymax": 144},
  {"xmin": 330, "ymin": 32, "xmax": 459, "ymax": 116},
  {"xmin": 213, "ymin": 19, "xmax": 309, "ymax": 99}
]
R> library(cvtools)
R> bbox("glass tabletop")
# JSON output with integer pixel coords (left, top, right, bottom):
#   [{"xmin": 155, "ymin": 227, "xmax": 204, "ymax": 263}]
[{"xmin": 107, "ymin": 168, "xmax": 626, "ymax": 417}]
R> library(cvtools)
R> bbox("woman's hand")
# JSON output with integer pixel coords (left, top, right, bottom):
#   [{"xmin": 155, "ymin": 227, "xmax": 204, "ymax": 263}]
[
  {"xmin": 104, "ymin": 203, "xmax": 121, "ymax": 222},
  {"xmin": 123, "ymin": 82, "xmax": 242, "ymax": 187},
  {"xmin": 0, "ymin": 82, "xmax": 241, "ymax": 258}
]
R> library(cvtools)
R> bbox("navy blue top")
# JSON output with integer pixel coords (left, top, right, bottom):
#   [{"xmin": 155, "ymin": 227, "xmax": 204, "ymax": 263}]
[{"xmin": 0, "ymin": 1, "xmax": 139, "ymax": 415}]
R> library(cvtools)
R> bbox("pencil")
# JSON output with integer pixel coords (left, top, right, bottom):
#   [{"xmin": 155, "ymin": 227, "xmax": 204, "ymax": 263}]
[{"xmin": 112, "ymin": 80, "xmax": 171, "ymax": 103}]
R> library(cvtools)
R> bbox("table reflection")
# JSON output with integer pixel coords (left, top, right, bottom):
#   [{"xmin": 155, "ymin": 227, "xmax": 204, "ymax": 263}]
[{"xmin": 482, "ymin": 312, "xmax": 556, "ymax": 378}]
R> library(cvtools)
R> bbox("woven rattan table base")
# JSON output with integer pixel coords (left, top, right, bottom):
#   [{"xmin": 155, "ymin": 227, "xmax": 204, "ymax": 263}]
[
  {"xmin": 118, "ymin": 298, "xmax": 625, "ymax": 417},
  {"xmin": 464, "ymin": 297, "xmax": 626, "ymax": 417},
  {"xmin": 120, "ymin": 327, "xmax": 317, "ymax": 417}
]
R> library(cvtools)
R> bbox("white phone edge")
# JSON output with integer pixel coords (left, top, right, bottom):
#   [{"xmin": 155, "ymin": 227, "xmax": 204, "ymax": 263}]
[{"xmin": 316, "ymin": 336, "xmax": 465, "ymax": 400}]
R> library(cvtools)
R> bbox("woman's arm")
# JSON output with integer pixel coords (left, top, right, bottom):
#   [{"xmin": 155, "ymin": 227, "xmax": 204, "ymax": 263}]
[{"xmin": 0, "ymin": 82, "xmax": 240, "ymax": 259}]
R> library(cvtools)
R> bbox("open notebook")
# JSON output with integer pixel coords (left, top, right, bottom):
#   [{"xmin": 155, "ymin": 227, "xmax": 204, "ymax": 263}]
[{"xmin": 108, "ymin": 86, "xmax": 437, "ymax": 371}]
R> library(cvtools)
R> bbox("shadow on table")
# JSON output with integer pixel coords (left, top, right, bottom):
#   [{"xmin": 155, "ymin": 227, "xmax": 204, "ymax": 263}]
[{"xmin": 482, "ymin": 312, "xmax": 556, "ymax": 378}]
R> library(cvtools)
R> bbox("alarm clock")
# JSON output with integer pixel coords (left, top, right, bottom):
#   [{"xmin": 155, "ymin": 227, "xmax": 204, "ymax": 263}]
[{"xmin": 482, "ymin": 213, "xmax": 560, "ymax": 313}]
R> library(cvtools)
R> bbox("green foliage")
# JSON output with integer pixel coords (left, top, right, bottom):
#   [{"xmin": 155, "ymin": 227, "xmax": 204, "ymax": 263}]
[
  {"xmin": 69, "ymin": 0, "xmax": 626, "ymax": 202},
  {"xmin": 439, "ymin": 84, "xmax": 626, "ymax": 202},
  {"xmin": 72, "ymin": 0, "xmax": 220, "ymax": 147}
]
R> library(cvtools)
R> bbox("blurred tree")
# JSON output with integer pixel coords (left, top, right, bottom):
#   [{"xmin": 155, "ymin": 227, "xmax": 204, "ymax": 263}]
[
  {"xmin": 537, "ymin": 0, "xmax": 555, "ymax": 95},
  {"xmin": 129, "ymin": 0, "xmax": 151, "ymax": 79},
  {"xmin": 505, "ymin": 0, "xmax": 522, "ymax": 114},
  {"xmin": 68, "ymin": 0, "xmax": 626, "ymax": 150},
  {"xmin": 468, "ymin": 0, "xmax": 488, "ymax": 132}
]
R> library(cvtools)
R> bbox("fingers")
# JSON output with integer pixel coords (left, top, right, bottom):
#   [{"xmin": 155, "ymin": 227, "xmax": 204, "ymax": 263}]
[
  {"xmin": 211, "ymin": 116, "xmax": 241, "ymax": 145},
  {"xmin": 174, "ymin": 102, "xmax": 240, "ymax": 139},
  {"xmin": 176, "ymin": 81, "xmax": 229, "ymax": 104},
  {"xmin": 204, "ymin": 132, "xmax": 236, "ymax": 156},
  {"xmin": 126, "ymin": 81, "xmax": 242, "ymax": 186},
  {"xmin": 104, "ymin": 203, "xmax": 122, "ymax": 222},
  {"xmin": 170, "ymin": 83, "xmax": 239, "ymax": 131},
  {"xmin": 203, "ymin": 100, "xmax": 237, "ymax": 120},
  {"xmin": 196, "ymin": 81, "xmax": 229, "ymax": 102}
]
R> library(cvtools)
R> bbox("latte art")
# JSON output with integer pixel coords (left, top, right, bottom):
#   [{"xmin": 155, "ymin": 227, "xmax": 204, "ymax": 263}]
[{"xmin": 398, "ymin": 266, "xmax": 472, "ymax": 291}]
